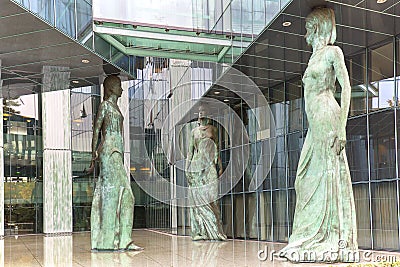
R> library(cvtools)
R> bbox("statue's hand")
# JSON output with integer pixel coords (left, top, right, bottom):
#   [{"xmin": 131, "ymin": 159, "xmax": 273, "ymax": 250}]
[
  {"xmin": 330, "ymin": 135, "xmax": 346, "ymax": 155},
  {"xmin": 86, "ymin": 160, "xmax": 95, "ymax": 174},
  {"xmin": 86, "ymin": 152, "xmax": 98, "ymax": 174},
  {"xmin": 218, "ymin": 169, "xmax": 223, "ymax": 176}
]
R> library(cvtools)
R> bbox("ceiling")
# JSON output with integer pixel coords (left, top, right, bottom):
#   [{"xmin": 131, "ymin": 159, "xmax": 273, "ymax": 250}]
[
  {"xmin": 207, "ymin": 0, "xmax": 400, "ymax": 104},
  {"xmin": 0, "ymin": 0, "xmax": 130, "ymax": 99}
]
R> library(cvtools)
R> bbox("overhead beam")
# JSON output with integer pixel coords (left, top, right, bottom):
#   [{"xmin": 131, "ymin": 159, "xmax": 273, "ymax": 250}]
[
  {"xmin": 97, "ymin": 33, "xmax": 218, "ymax": 62},
  {"xmin": 93, "ymin": 24, "xmax": 249, "ymax": 48}
]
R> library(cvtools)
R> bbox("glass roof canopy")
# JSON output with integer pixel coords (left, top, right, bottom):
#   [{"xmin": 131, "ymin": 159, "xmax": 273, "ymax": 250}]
[
  {"xmin": 93, "ymin": 0, "xmax": 291, "ymax": 63},
  {"xmin": 94, "ymin": 22, "xmax": 252, "ymax": 63}
]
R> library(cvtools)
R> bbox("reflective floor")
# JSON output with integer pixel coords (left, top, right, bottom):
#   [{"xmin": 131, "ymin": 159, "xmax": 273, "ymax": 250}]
[{"xmin": 1, "ymin": 230, "xmax": 399, "ymax": 266}]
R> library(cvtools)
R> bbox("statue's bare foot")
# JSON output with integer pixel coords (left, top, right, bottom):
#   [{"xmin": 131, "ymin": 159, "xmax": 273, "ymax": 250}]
[
  {"xmin": 124, "ymin": 241, "xmax": 143, "ymax": 251},
  {"xmin": 192, "ymin": 235, "xmax": 205, "ymax": 241}
]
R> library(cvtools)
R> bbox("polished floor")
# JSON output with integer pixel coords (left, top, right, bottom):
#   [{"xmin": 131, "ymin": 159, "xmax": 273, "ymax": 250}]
[{"xmin": 1, "ymin": 230, "xmax": 399, "ymax": 266}]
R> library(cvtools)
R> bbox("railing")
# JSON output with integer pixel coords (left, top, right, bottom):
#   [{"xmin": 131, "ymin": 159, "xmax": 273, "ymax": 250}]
[{"xmin": 12, "ymin": 0, "xmax": 92, "ymax": 43}]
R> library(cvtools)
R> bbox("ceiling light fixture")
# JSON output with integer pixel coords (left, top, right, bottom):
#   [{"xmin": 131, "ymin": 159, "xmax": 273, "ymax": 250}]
[
  {"xmin": 72, "ymin": 80, "xmax": 79, "ymax": 84},
  {"xmin": 81, "ymin": 59, "xmax": 90, "ymax": 64},
  {"xmin": 282, "ymin": 21, "xmax": 292, "ymax": 27},
  {"xmin": 224, "ymin": 99, "xmax": 229, "ymax": 102},
  {"xmin": 214, "ymin": 91, "xmax": 221, "ymax": 95},
  {"xmin": 377, "ymin": 0, "xmax": 387, "ymax": 3}
]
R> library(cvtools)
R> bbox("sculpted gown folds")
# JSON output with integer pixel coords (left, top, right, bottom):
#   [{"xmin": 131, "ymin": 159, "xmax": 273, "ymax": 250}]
[
  {"xmin": 186, "ymin": 107, "xmax": 226, "ymax": 241},
  {"xmin": 280, "ymin": 8, "xmax": 357, "ymax": 262},
  {"xmin": 89, "ymin": 75, "xmax": 140, "ymax": 251}
]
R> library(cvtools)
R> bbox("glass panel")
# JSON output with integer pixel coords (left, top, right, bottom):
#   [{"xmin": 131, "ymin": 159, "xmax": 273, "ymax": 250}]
[
  {"xmin": 269, "ymin": 136, "xmax": 285, "ymax": 190},
  {"xmin": 347, "ymin": 50, "xmax": 367, "ymax": 116},
  {"xmin": 371, "ymin": 181, "xmax": 399, "ymax": 250},
  {"xmin": 71, "ymin": 86, "xmax": 98, "ymax": 232},
  {"xmin": 272, "ymin": 190, "xmax": 287, "ymax": 241},
  {"xmin": 369, "ymin": 110, "xmax": 396, "ymax": 180},
  {"xmin": 397, "ymin": 109, "xmax": 400, "ymax": 179},
  {"xmin": 353, "ymin": 183, "xmax": 372, "ymax": 249},
  {"xmin": 221, "ymin": 195, "xmax": 233, "ymax": 238},
  {"xmin": 259, "ymin": 191, "xmax": 272, "ymax": 240},
  {"xmin": 287, "ymin": 132, "xmax": 304, "ymax": 188},
  {"xmin": 287, "ymin": 189, "xmax": 295, "ymax": 235},
  {"xmin": 233, "ymin": 194, "xmax": 245, "ymax": 238},
  {"xmin": 76, "ymin": 0, "xmax": 92, "ymax": 41},
  {"xmin": 15, "ymin": 0, "xmax": 55, "ymax": 24},
  {"xmin": 369, "ymin": 42, "xmax": 395, "ymax": 111},
  {"xmin": 244, "ymin": 192, "xmax": 258, "ymax": 239},
  {"xmin": 347, "ymin": 115, "xmax": 369, "ymax": 182},
  {"xmin": 287, "ymin": 83, "xmax": 303, "ymax": 133},
  {"xmin": 3, "ymin": 93, "xmax": 42, "ymax": 235},
  {"xmin": 55, "ymin": 0, "xmax": 77, "ymax": 38}
]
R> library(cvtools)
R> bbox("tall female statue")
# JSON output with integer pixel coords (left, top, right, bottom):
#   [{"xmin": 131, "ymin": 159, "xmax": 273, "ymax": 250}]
[
  {"xmin": 88, "ymin": 75, "xmax": 141, "ymax": 251},
  {"xmin": 279, "ymin": 8, "xmax": 357, "ymax": 262},
  {"xmin": 185, "ymin": 105, "xmax": 227, "ymax": 241}
]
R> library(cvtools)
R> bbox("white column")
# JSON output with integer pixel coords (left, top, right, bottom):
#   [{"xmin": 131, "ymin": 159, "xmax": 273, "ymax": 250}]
[
  {"xmin": 0, "ymin": 59, "xmax": 4, "ymax": 238},
  {"xmin": 42, "ymin": 66, "xmax": 72, "ymax": 234},
  {"xmin": 169, "ymin": 59, "xmax": 192, "ymax": 227},
  {"xmin": 0, "ymin": 239, "xmax": 3, "ymax": 266}
]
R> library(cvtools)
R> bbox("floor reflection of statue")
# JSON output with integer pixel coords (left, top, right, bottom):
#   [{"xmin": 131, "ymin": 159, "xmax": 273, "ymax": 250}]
[
  {"xmin": 279, "ymin": 8, "xmax": 357, "ymax": 262},
  {"xmin": 185, "ymin": 105, "xmax": 227, "ymax": 241},
  {"xmin": 191, "ymin": 241, "xmax": 227, "ymax": 267},
  {"xmin": 88, "ymin": 75, "xmax": 141, "ymax": 251}
]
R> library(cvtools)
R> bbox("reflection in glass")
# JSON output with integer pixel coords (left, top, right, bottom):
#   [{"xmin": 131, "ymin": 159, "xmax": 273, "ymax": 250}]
[
  {"xmin": 371, "ymin": 182, "xmax": 399, "ymax": 250},
  {"xmin": 353, "ymin": 184, "xmax": 371, "ymax": 248},
  {"xmin": 369, "ymin": 42, "xmax": 394, "ymax": 110},
  {"xmin": 3, "ymin": 94, "xmax": 42, "ymax": 235},
  {"xmin": 346, "ymin": 116, "xmax": 369, "ymax": 182},
  {"xmin": 369, "ymin": 110, "xmax": 396, "ymax": 180}
]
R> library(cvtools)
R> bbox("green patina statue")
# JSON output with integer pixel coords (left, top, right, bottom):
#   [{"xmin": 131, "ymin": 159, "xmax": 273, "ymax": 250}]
[
  {"xmin": 88, "ymin": 75, "xmax": 141, "ymax": 251},
  {"xmin": 185, "ymin": 105, "xmax": 227, "ymax": 241},
  {"xmin": 279, "ymin": 7, "xmax": 358, "ymax": 262}
]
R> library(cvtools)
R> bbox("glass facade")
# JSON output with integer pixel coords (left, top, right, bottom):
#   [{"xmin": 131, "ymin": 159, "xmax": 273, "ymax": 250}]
[
  {"xmin": 71, "ymin": 86, "xmax": 99, "ymax": 232},
  {"xmin": 129, "ymin": 26, "xmax": 400, "ymax": 253},
  {"xmin": 3, "ymin": 93, "xmax": 43, "ymax": 235}
]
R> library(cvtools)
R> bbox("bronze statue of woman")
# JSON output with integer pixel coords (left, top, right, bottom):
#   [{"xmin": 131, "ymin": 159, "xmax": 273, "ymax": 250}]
[
  {"xmin": 279, "ymin": 8, "xmax": 357, "ymax": 262},
  {"xmin": 88, "ymin": 75, "xmax": 141, "ymax": 251},
  {"xmin": 185, "ymin": 105, "xmax": 226, "ymax": 241}
]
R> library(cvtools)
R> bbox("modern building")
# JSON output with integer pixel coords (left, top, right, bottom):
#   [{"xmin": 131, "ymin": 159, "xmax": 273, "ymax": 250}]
[{"xmin": 1, "ymin": 0, "xmax": 400, "ymax": 265}]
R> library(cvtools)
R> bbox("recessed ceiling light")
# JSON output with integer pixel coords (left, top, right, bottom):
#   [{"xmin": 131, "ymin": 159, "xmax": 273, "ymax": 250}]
[
  {"xmin": 377, "ymin": 0, "xmax": 387, "ymax": 3},
  {"xmin": 72, "ymin": 80, "xmax": 79, "ymax": 84},
  {"xmin": 282, "ymin": 21, "xmax": 291, "ymax": 27},
  {"xmin": 214, "ymin": 91, "xmax": 221, "ymax": 95},
  {"xmin": 224, "ymin": 99, "xmax": 229, "ymax": 102},
  {"xmin": 81, "ymin": 59, "xmax": 90, "ymax": 63}
]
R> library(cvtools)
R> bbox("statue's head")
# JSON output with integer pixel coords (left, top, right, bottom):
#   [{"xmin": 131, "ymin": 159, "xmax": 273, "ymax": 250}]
[
  {"xmin": 305, "ymin": 7, "xmax": 336, "ymax": 47},
  {"xmin": 103, "ymin": 75, "xmax": 122, "ymax": 100},
  {"xmin": 198, "ymin": 104, "xmax": 208, "ymax": 119}
]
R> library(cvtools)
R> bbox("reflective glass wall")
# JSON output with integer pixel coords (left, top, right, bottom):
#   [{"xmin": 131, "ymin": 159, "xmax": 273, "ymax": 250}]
[
  {"xmin": 135, "ymin": 37, "xmax": 400, "ymax": 251},
  {"xmin": 71, "ymin": 86, "xmax": 99, "ymax": 232},
  {"xmin": 3, "ymin": 93, "xmax": 43, "ymax": 235}
]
